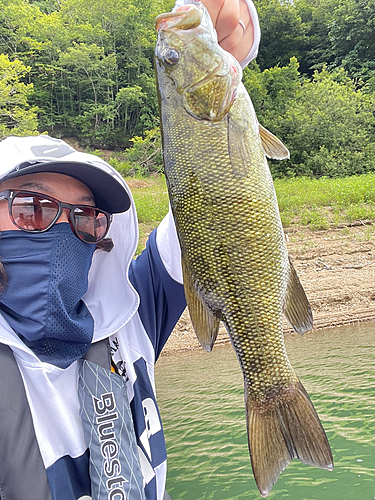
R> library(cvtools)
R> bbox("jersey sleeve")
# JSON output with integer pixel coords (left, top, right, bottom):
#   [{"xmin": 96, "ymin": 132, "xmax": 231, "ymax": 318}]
[{"xmin": 128, "ymin": 229, "xmax": 186, "ymax": 360}]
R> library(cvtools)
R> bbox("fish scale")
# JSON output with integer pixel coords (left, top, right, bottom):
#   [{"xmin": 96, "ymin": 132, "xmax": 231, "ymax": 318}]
[
  {"xmin": 155, "ymin": 1, "xmax": 333, "ymax": 496},
  {"xmin": 165, "ymin": 107, "xmax": 293, "ymax": 396}
]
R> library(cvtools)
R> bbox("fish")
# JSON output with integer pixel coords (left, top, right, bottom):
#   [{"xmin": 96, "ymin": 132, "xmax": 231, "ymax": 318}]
[{"xmin": 154, "ymin": 2, "xmax": 333, "ymax": 496}]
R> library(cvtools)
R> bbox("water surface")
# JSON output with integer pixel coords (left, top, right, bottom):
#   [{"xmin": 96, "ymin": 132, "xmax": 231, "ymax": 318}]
[{"xmin": 155, "ymin": 322, "xmax": 375, "ymax": 499}]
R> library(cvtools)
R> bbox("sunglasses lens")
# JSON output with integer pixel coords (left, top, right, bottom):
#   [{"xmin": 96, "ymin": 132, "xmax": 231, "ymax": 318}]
[
  {"xmin": 10, "ymin": 192, "xmax": 109, "ymax": 243},
  {"xmin": 11, "ymin": 194, "xmax": 59, "ymax": 231},
  {"xmin": 73, "ymin": 207, "xmax": 109, "ymax": 243}
]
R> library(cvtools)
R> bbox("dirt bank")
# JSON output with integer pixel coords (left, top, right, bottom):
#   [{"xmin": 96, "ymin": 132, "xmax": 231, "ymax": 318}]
[{"xmin": 161, "ymin": 223, "xmax": 375, "ymax": 355}]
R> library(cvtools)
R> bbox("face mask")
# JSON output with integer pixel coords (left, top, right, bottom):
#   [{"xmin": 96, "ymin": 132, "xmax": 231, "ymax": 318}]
[{"xmin": 0, "ymin": 223, "xmax": 96, "ymax": 368}]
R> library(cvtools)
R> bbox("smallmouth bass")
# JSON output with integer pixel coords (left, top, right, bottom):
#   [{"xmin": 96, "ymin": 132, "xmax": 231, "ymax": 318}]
[{"xmin": 155, "ymin": 2, "xmax": 333, "ymax": 496}]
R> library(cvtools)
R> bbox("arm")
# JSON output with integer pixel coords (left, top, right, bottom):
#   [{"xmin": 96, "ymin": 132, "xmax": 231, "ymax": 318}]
[{"xmin": 129, "ymin": 227, "xmax": 186, "ymax": 361}]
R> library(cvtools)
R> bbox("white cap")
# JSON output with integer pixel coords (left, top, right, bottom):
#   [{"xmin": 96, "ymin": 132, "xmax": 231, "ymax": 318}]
[{"xmin": 0, "ymin": 136, "xmax": 131, "ymax": 213}]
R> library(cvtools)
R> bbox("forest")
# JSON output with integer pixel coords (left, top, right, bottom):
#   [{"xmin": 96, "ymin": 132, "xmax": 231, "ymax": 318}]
[{"xmin": 1, "ymin": 0, "xmax": 375, "ymax": 178}]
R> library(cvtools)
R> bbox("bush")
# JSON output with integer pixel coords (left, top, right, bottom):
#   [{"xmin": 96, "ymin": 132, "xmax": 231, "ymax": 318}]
[
  {"xmin": 107, "ymin": 157, "xmax": 134, "ymax": 177},
  {"xmin": 244, "ymin": 59, "xmax": 375, "ymax": 178},
  {"xmin": 0, "ymin": 54, "xmax": 39, "ymax": 138},
  {"xmin": 123, "ymin": 127, "xmax": 162, "ymax": 176}
]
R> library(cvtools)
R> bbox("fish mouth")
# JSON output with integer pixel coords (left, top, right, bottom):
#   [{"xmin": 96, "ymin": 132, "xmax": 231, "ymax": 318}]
[{"xmin": 155, "ymin": 5, "xmax": 202, "ymax": 33}]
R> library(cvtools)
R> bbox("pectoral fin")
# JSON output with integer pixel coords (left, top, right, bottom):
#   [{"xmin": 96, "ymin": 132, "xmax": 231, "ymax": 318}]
[
  {"xmin": 182, "ymin": 258, "xmax": 220, "ymax": 352},
  {"xmin": 259, "ymin": 124, "xmax": 290, "ymax": 160},
  {"xmin": 283, "ymin": 256, "xmax": 313, "ymax": 334}
]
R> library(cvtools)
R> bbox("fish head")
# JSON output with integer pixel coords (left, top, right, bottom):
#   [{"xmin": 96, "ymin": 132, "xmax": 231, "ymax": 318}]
[{"xmin": 155, "ymin": 1, "xmax": 242, "ymax": 122}]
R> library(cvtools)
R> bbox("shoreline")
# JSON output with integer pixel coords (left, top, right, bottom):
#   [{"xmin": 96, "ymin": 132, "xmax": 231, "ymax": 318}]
[
  {"xmin": 161, "ymin": 224, "xmax": 375, "ymax": 355},
  {"xmin": 161, "ymin": 306, "xmax": 375, "ymax": 356}
]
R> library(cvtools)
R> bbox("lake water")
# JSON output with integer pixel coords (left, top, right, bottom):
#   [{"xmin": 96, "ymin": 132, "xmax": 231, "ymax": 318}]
[{"xmin": 155, "ymin": 322, "xmax": 375, "ymax": 500}]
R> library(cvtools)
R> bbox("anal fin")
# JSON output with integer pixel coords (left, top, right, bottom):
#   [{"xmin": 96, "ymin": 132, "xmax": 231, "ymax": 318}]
[
  {"xmin": 283, "ymin": 255, "xmax": 313, "ymax": 334},
  {"xmin": 246, "ymin": 380, "xmax": 333, "ymax": 497},
  {"xmin": 182, "ymin": 258, "xmax": 220, "ymax": 352}
]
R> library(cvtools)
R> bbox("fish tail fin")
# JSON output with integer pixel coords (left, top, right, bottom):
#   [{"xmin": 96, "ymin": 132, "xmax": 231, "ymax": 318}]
[{"xmin": 246, "ymin": 380, "xmax": 333, "ymax": 497}]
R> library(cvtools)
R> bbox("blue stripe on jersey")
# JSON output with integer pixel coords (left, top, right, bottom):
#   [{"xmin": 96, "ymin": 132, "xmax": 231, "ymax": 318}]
[
  {"xmin": 129, "ymin": 229, "xmax": 186, "ymax": 360},
  {"xmin": 145, "ymin": 476, "xmax": 157, "ymax": 500},
  {"xmin": 131, "ymin": 357, "xmax": 167, "ymax": 468},
  {"xmin": 130, "ymin": 357, "xmax": 166, "ymax": 500},
  {"xmin": 46, "ymin": 451, "xmax": 90, "ymax": 500}
]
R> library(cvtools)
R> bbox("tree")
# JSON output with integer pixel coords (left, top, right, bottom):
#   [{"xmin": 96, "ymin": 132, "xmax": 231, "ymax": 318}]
[
  {"xmin": 245, "ymin": 59, "xmax": 375, "ymax": 178},
  {"xmin": 294, "ymin": 0, "xmax": 337, "ymax": 74},
  {"xmin": 0, "ymin": 0, "xmax": 161, "ymax": 148},
  {"xmin": 243, "ymin": 57, "xmax": 302, "ymax": 123},
  {"xmin": 254, "ymin": 0, "xmax": 306, "ymax": 70},
  {"xmin": 278, "ymin": 67, "xmax": 375, "ymax": 177},
  {"xmin": 58, "ymin": 43, "xmax": 117, "ymax": 137},
  {"xmin": 0, "ymin": 54, "xmax": 38, "ymax": 138},
  {"xmin": 328, "ymin": 0, "xmax": 375, "ymax": 80}
]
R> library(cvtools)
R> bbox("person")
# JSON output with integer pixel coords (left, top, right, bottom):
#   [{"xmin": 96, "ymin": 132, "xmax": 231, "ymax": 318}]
[{"xmin": 0, "ymin": 1, "xmax": 260, "ymax": 499}]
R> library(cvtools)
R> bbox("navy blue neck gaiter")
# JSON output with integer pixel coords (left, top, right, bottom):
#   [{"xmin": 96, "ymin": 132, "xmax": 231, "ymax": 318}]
[{"xmin": 0, "ymin": 223, "xmax": 96, "ymax": 368}]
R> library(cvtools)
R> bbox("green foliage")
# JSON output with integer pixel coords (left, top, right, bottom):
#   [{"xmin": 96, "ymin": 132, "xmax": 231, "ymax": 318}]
[
  {"xmin": 273, "ymin": 173, "xmax": 375, "ymax": 228},
  {"xmin": 293, "ymin": 0, "xmax": 337, "ymax": 74},
  {"xmin": 0, "ymin": 54, "xmax": 38, "ymax": 138},
  {"xmin": 106, "ymin": 157, "xmax": 133, "ymax": 178},
  {"xmin": 245, "ymin": 59, "xmax": 375, "ymax": 178},
  {"xmin": 274, "ymin": 173, "xmax": 375, "ymax": 211},
  {"xmin": 124, "ymin": 128, "xmax": 162, "ymax": 176},
  {"xmin": 96, "ymin": 127, "xmax": 162, "ymax": 177},
  {"xmin": 255, "ymin": 0, "xmax": 375, "ymax": 80},
  {"xmin": 298, "ymin": 207, "xmax": 329, "ymax": 230},
  {"xmin": 127, "ymin": 175, "xmax": 168, "ymax": 254},
  {"xmin": 327, "ymin": 0, "xmax": 375, "ymax": 80},
  {"xmin": 129, "ymin": 174, "xmax": 375, "ymax": 250},
  {"xmin": 243, "ymin": 57, "xmax": 302, "ymax": 121},
  {"xmin": 253, "ymin": 0, "xmax": 306, "ymax": 70},
  {"xmin": 2, "ymin": 0, "xmax": 375, "ymax": 184},
  {"xmin": 0, "ymin": 0, "xmax": 160, "ymax": 148},
  {"xmin": 132, "ymin": 184, "xmax": 168, "ymax": 224}
]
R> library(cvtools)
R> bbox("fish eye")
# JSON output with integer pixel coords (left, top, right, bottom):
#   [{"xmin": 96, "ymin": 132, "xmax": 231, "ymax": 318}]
[{"xmin": 163, "ymin": 48, "xmax": 180, "ymax": 66}]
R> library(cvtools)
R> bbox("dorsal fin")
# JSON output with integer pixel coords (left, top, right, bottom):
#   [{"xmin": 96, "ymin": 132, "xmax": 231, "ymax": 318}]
[{"xmin": 259, "ymin": 124, "xmax": 290, "ymax": 160}]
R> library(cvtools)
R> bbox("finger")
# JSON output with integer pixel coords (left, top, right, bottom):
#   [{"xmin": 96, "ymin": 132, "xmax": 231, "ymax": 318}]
[
  {"xmin": 219, "ymin": 1, "xmax": 254, "ymax": 62},
  {"xmin": 199, "ymin": 0, "xmax": 255, "ymax": 63},
  {"xmin": 219, "ymin": 25, "xmax": 243, "ymax": 54},
  {"xmin": 200, "ymin": 0, "xmax": 225, "ymax": 28},
  {"xmin": 215, "ymin": 0, "xmax": 241, "ymax": 43},
  {"xmin": 220, "ymin": 21, "xmax": 254, "ymax": 62}
]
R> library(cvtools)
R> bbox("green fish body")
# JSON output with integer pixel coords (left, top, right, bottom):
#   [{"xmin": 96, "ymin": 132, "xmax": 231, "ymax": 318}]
[{"xmin": 155, "ymin": 2, "xmax": 333, "ymax": 496}]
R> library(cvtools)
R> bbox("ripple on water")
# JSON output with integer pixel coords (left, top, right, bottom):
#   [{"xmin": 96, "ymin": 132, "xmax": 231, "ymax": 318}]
[{"xmin": 156, "ymin": 322, "xmax": 375, "ymax": 500}]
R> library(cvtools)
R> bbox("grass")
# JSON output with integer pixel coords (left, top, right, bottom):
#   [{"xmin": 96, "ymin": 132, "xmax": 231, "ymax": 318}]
[
  {"xmin": 274, "ymin": 174, "xmax": 375, "ymax": 211},
  {"xmin": 125, "ymin": 175, "xmax": 169, "ymax": 254},
  {"xmin": 274, "ymin": 173, "xmax": 375, "ymax": 228},
  {"xmin": 129, "ymin": 175, "xmax": 169, "ymax": 223},
  {"xmin": 125, "ymin": 172, "xmax": 375, "ymax": 253}
]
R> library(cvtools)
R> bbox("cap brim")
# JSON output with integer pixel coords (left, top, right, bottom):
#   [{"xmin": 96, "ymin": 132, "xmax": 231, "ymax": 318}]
[{"xmin": 3, "ymin": 161, "xmax": 131, "ymax": 214}]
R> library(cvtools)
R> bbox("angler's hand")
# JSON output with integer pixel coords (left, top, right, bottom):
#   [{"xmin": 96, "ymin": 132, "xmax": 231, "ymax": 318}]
[{"xmin": 202, "ymin": 0, "xmax": 254, "ymax": 63}]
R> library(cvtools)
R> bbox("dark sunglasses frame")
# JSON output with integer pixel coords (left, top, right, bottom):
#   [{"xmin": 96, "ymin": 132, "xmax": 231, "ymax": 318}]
[{"xmin": 0, "ymin": 189, "xmax": 113, "ymax": 243}]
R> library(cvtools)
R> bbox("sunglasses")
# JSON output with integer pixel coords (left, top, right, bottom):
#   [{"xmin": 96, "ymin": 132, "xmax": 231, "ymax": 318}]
[{"xmin": 0, "ymin": 190, "xmax": 113, "ymax": 244}]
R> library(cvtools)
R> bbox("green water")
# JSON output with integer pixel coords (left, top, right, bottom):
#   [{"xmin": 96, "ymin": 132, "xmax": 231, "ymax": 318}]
[{"xmin": 155, "ymin": 322, "xmax": 375, "ymax": 500}]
